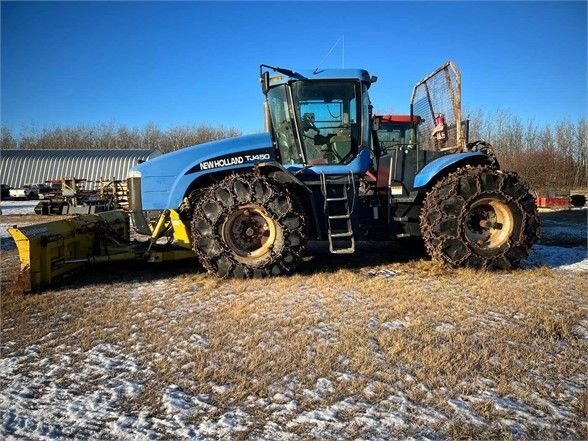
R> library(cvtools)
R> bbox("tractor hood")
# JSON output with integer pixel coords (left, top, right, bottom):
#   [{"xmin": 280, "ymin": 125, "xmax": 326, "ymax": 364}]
[
  {"xmin": 133, "ymin": 132, "xmax": 273, "ymax": 177},
  {"xmin": 133, "ymin": 132, "xmax": 275, "ymax": 210}
]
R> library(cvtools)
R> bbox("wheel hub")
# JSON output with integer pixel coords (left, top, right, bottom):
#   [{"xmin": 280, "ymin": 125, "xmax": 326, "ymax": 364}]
[
  {"xmin": 222, "ymin": 204, "xmax": 277, "ymax": 258},
  {"xmin": 464, "ymin": 198, "xmax": 514, "ymax": 249}
]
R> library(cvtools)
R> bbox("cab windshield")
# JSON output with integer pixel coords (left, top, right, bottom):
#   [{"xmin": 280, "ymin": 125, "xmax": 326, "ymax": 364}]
[
  {"xmin": 293, "ymin": 81, "xmax": 360, "ymax": 165},
  {"xmin": 266, "ymin": 81, "xmax": 362, "ymax": 166}
]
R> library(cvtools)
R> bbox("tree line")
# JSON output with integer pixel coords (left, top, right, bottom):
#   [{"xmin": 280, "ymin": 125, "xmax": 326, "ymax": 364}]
[
  {"xmin": 0, "ymin": 123, "xmax": 241, "ymax": 153},
  {"xmin": 467, "ymin": 110, "xmax": 586, "ymax": 193},
  {"xmin": 1, "ymin": 113, "xmax": 586, "ymax": 192}
]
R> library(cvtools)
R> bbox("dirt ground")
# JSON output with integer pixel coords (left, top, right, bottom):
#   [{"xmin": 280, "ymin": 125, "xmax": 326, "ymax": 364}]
[{"xmin": 0, "ymin": 209, "xmax": 586, "ymax": 439}]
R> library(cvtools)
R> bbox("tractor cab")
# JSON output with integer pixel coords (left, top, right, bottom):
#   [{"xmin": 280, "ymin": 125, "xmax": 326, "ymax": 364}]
[
  {"xmin": 258, "ymin": 63, "xmax": 482, "ymax": 251},
  {"xmin": 374, "ymin": 115, "xmax": 421, "ymax": 152},
  {"xmin": 260, "ymin": 65, "xmax": 374, "ymax": 176}
]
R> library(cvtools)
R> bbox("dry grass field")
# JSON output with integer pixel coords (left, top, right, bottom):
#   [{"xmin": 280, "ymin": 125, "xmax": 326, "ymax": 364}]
[{"xmin": 1, "ymin": 205, "xmax": 587, "ymax": 439}]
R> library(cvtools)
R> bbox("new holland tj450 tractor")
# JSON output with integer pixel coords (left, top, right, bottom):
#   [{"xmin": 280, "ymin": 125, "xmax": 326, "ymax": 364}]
[{"xmin": 9, "ymin": 61, "xmax": 539, "ymax": 290}]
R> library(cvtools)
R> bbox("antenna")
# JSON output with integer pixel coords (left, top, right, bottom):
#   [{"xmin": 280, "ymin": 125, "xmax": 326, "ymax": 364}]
[
  {"xmin": 314, "ymin": 35, "xmax": 345, "ymax": 74},
  {"xmin": 342, "ymin": 35, "xmax": 344, "ymax": 68}
]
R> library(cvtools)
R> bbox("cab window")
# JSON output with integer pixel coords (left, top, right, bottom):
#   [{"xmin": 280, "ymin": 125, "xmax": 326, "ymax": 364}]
[
  {"xmin": 267, "ymin": 85, "xmax": 301, "ymax": 164},
  {"xmin": 293, "ymin": 81, "xmax": 360, "ymax": 165}
]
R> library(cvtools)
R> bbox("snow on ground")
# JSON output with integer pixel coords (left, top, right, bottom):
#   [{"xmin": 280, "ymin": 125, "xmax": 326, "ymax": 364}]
[
  {"xmin": 0, "ymin": 200, "xmax": 38, "ymax": 216},
  {"xmin": 525, "ymin": 244, "xmax": 588, "ymax": 271},
  {"xmin": 1, "ymin": 343, "xmax": 145, "ymax": 440},
  {"xmin": 524, "ymin": 208, "xmax": 588, "ymax": 271},
  {"xmin": 1, "ymin": 208, "xmax": 587, "ymax": 439},
  {"xmin": 2, "ymin": 274, "xmax": 586, "ymax": 439},
  {"xmin": 0, "ymin": 201, "xmax": 39, "ymax": 250}
]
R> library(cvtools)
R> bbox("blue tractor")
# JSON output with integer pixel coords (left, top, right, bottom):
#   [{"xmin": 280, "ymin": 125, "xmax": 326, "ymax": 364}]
[
  {"xmin": 126, "ymin": 61, "xmax": 538, "ymax": 277},
  {"xmin": 10, "ymin": 62, "xmax": 539, "ymax": 289}
]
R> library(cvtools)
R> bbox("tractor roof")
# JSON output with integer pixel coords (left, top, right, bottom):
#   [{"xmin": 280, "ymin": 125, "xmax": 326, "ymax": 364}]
[
  {"xmin": 268, "ymin": 68, "xmax": 374, "ymax": 88},
  {"xmin": 378, "ymin": 115, "xmax": 423, "ymax": 124}
]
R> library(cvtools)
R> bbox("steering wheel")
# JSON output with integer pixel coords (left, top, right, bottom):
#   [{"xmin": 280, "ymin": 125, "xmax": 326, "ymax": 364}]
[{"xmin": 302, "ymin": 114, "xmax": 319, "ymax": 136}]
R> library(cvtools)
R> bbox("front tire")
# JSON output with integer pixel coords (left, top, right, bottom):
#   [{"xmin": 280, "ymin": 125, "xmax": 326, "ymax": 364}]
[
  {"xmin": 420, "ymin": 166, "xmax": 539, "ymax": 269},
  {"xmin": 191, "ymin": 173, "xmax": 307, "ymax": 278}
]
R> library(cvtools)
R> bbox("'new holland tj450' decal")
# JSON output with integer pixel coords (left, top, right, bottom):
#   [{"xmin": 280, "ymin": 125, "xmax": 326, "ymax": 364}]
[{"xmin": 185, "ymin": 148, "xmax": 275, "ymax": 175}]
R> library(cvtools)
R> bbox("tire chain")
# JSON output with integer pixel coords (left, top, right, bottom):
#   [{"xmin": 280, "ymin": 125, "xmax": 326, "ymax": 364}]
[
  {"xmin": 420, "ymin": 165, "xmax": 540, "ymax": 269},
  {"xmin": 464, "ymin": 140, "xmax": 499, "ymax": 169},
  {"xmin": 191, "ymin": 172, "xmax": 307, "ymax": 278}
]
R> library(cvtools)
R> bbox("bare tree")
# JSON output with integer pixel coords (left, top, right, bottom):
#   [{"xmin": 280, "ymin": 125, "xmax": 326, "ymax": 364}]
[
  {"xmin": 1, "ymin": 127, "xmax": 17, "ymax": 149},
  {"xmin": 2, "ymin": 122, "xmax": 241, "ymax": 152},
  {"xmin": 2, "ymin": 115, "xmax": 585, "ymax": 194}
]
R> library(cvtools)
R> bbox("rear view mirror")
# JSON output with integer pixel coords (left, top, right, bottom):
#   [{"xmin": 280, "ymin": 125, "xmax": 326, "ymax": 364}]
[{"xmin": 260, "ymin": 71, "xmax": 270, "ymax": 94}]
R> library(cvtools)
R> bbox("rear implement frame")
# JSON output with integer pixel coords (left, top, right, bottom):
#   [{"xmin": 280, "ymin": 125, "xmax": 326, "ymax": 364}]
[{"xmin": 9, "ymin": 210, "xmax": 194, "ymax": 291}]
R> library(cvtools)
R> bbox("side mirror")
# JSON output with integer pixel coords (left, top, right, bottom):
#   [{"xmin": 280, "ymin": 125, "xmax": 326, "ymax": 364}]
[
  {"xmin": 260, "ymin": 71, "xmax": 270, "ymax": 94},
  {"xmin": 372, "ymin": 118, "xmax": 379, "ymax": 131}
]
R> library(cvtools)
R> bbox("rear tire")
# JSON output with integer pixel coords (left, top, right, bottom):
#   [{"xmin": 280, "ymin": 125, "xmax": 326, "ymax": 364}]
[
  {"xmin": 420, "ymin": 166, "xmax": 539, "ymax": 269},
  {"xmin": 191, "ymin": 173, "xmax": 307, "ymax": 278}
]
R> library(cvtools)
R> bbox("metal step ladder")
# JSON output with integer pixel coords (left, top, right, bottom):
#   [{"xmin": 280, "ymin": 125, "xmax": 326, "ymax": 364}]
[{"xmin": 320, "ymin": 172, "xmax": 355, "ymax": 254}]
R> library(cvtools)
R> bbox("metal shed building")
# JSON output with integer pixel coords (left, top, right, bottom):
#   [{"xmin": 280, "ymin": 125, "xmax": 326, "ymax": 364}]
[{"xmin": 0, "ymin": 149, "xmax": 161, "ymax": 190}]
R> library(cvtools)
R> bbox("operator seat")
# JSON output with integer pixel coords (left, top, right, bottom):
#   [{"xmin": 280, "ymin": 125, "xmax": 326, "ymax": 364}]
[{"xmin": 329, "ymin": 132, "xmax": 352, "ymax": 162}]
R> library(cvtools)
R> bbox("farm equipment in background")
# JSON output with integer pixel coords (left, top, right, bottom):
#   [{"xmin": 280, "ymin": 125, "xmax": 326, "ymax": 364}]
[
  {"xmin": 534, "ymin": 189, "xmax": 587, "ymax": 209},
  {"xmin": 9, "ymin": 61, "xmax": 540, "ymax": 290},
  {"xmin": 36, "ymin": 181, "xmax": 61, "ymax": 201},
  {"xmin": 535, "ymin": 196, "xmax": 572, "ymax": 210},
  {"xmin": 1, "ymin": 184, "xmax": 12, "ymax": 200},
  {"xmin": 34, "ymin": 177, "xmax": 128, "ymax": 215},
  {"xmin": 9, "ymin": 184, "xmax": 43, "ymax": 200},
  {"xmin": 570, "ymin": 191, "xmax": 587, "ymax": 208}
]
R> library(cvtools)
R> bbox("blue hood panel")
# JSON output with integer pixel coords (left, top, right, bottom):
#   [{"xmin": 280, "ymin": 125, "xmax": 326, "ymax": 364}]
[
  {"xmin": 134, "ymin": 133, "xmax": 274, "ymax": 210},
  {"xmin": 134, "ymin": 133, "xmax": 272, "ymax": 178}
]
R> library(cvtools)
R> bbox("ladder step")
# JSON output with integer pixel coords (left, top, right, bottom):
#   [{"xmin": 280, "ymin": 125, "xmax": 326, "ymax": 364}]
[
  {"xmin": 321, "ymin": 172, "xmax": 355, "ymax": 255},
  {"xmin": 392, "ymin": 216, "xmax": 420, "ymax": 223},
  {"xmin": 330, "ymin": 248, "xmax": 355, "ymax": 254},
  {"xmin": 330, "ymin": 232, "xmax": 353, "ymax": 238}
]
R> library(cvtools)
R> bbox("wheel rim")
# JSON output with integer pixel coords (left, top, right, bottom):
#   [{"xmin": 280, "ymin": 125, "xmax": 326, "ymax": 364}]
[
  {"xmin": 464, "ymin": 198, "xmax": 514, "ymax": 249},
  {"xmin": 222, "ymin": 204, "xmax": 277, "ymax": 259}
]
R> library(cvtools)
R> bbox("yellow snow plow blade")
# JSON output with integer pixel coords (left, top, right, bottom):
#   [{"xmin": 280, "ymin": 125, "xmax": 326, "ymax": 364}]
[{"xmin": 8, "ymin": 210, "xmax": 195, "ymax": 292}]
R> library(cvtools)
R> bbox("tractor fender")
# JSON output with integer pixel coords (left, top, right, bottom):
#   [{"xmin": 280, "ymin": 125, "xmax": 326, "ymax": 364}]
[
  {"xmin": 255, "ymin": 162, "xmax": 311, "ymax": 193},
  {"xmin": 413, "ymin": 152, "xmax": 489, "ymax": 189},
  {"xmin": 133, "ymin": 133, "xmax": 276, "ymax": 210}
]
